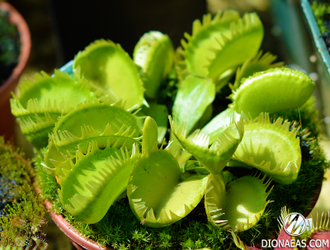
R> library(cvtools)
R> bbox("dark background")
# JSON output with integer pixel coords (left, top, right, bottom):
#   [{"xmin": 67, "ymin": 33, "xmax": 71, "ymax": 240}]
[
  {"xmin": 7, "ymin": 0, "xmax": 209, "ymax": 69},
  {"xmin": 6, "ymin": 0, "xmax": 282, "ymax": 72}
]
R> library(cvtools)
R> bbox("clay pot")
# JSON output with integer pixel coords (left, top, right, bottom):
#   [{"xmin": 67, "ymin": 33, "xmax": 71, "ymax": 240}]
[
  {"xmin": 303, "ymin": 182, "xmax": 323, "ymax": 218},
  {"xmin": 0, "ymin": 2, "xmax": 31, "ymax": 141},
  {"xmin": 45, "ymin": 184, "xmax": 322, "ymax": 250},
  {"xmin": 45, "ymin": 200, "xmax": 113, "ymax": 250}
]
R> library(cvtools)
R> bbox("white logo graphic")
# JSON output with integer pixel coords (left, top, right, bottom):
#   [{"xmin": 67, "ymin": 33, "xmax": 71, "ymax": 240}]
[
  {"xmin": 261, "ymin": 213, "xmax": 329, "ymax": 248},
  {"xmin": 283, "ymin": 213, "xmax": 307, "ymax": 236}
]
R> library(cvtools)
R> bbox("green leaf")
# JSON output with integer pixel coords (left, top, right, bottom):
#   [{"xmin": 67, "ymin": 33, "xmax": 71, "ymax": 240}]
[
  {"xmin": 59, "ymin": 142, "xmax": 140, "ymax": 224},
  {"xmin": 201, "ymin": 107, "xmax": 240, "ymax": 144},
  {"xmin": 180, "ymin": 10, "xmax": 241, "ymax": 77},
  {"xmin": 15, "ymin": 113, "xmax": 57, "ymax": 149},
  {"xmin": 10, "ymin": 70, "xmax": 97, "ymax": 148},
  {"xmin": 127, "ymin": 150, "xmax": 209, "ymax": 228},
  {"xmin": 170, "ymin": 115, "xmax": 244, "ymax": 175},
  {"xmin": 204, "ymin": 173, "xmax": 227, "ymax": 227},
  {"xmin": 230, "ymin": 67, "xmax": 315, "ymax": 118},
  {"xmin": 142, "ymin": 116, "xmax": 158, "ymax": 155},
  {"xmin": 53, "ymin": 99, "xmax": 140, "ymax": 139},
  {"xmin": 44, "ymin": 124, "xmax": 140, "ymax": 174},
  {"xmin": 133, "ymin": 31, "xmax": 174, "ymax": 99},
  {"xmin": 223, "ymin": 175, "xmax": 272, "ymax": 232},
  {"xmin": 230, "ymin": 50, "xmax": 284, "ymax": 90},
  {"xmin": 141, "ymin": 103, "xmax": 168, "ymax": 144},
  {"xmin": 44, "ymin": 99, "xmax": 140, "ymax": 171},
  {"xmin": 11, "ymin": 70, "xmax": 96, "ymax": 116},
  {"xmin": 73, "ymin": 39, "xmax": 146, "ymax": 109},
  {"xmin": 206, "ymin": 12, "xmax": 264, "ymax": 82},
  {"xmin": 231, "ymin": 113, "xmax": 301, "ymax": 184},
  {"xmin": 205, "ymin": 174, "xmax": 273, "ymax": 232},
  {"xmin": 172, "ymin": 75, "xmax": 216, "ymax": 135}
]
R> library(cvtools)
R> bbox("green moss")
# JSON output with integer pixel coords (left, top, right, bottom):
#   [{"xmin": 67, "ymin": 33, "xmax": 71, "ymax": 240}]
[
  {"xmin": 311, "ymin": 1, "xmax": 330, "ymax": 35},
  {"xmin": 34, "ymin": 149, "xmax": 62, "ymax": 214},
  {"xmin": 34, "ymin": 95, "xmax": 330, "ymax": 249},
  {"xmin": 0, "ymin": 137, "xmax": 47, "ymax": 249}
]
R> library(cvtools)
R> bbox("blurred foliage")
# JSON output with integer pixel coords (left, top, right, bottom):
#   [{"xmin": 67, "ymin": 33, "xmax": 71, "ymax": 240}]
[{"xmin": 0, "ymin": 8, "xmax": 20, "ymax": 85}]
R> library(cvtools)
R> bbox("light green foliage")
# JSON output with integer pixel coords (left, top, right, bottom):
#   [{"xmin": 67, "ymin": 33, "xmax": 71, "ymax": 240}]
[
  {"xmin": 8, "ymin": 8, "xmax": 327, "ymax": 250},
  {"xmin": 206, "ymin": 174, "xmax": 273, "ymax": 232},
  {"xmin": 201, "ymin": 107, "xmax": 240, "ymax": 144},
  {"xmin": 10, "ymin": 70, "xmax": 97, "ymax": 148},
  {"xmin": 128, "ymin": 117, "xmax": 209, "ymax": 227},
  {"xmin": 230, "ymin": 50, "xmax": 284, "ymax": 90},
  {"xmin": 232, "ymin": 113, "xmax": 301, "ymax": 184},
  {"xmin": 180, "ymin": 11, "xmax": 263, "ymax": 90},
  {"xmin": 206, "ymin": 12, "xmax": 264, "ymax": 83},
  {"xmin": 172, "ymin": 75, "xmax": 216, "ymax": 135},
  {"xmin": 141, "ymin": 116, "xmax": 158, "ymax": 155},
  {"xmin": 128, "ymin": 149, "xmax": 209, "ymax": 228},
  {"xmin": 180, "ymin": 10, "xmax": 241, "ymax": 78},
  {"xmin": 170, "ymin": 116, "xmax": 244, "ymax": 175},
  {"xmin": 44, "ymin": 99, "xmax": 141, "ymax": 174},
  {"xmin": 230, "ymin": 67, "xmax": 315, "ymax": 118},
  {"xmin": 59, "ymin": 142, "xmax": 139, "ymax": 224},
  {"xmin": 311, "ymin": 1, "xmax": 330, "ymax": 35},
  {"xmin": 133, "ymin": 31, "xmax": 174, "ymax": 99},
  {"xmin": 140, "ymin": 103, "xmax": 168, "ymax": 143},
  {"xmin": 73, "ymin": 39, "xmax": 146, "ymax": 109}
]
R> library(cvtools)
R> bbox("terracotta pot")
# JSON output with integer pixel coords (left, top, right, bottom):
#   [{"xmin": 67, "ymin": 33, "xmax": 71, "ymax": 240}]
[
  {"xmin": 44, "ymin": 200, "xmax": 113, "ymax": 250},
  {"xmin": 303, "ymin": 181, "xmax": 323, "ymax": 218},
  {"xmin": 45, "ymin": 184, "xmax": 322, "ymax": 250},
  {"xmin": 0, "ymin": 2, "xmax": 31, "ymax": 141}
]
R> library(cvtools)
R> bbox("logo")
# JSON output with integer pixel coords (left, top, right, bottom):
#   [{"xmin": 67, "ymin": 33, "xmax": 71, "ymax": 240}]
[
  {"xmin": 283, "ymin": 213, "xmax": 307, "ymax": 236},
  {"xmin": 261, "ymin": 212, "xmax": 329, "ymax": 249}
]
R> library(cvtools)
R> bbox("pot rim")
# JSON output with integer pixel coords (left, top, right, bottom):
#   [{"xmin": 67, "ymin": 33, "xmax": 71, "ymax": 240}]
[
  {"xmin": 43, "ymin": 181, "xmax": 322, "ymax": 250},
  {"xmin": 0, "ymin": 1, "xmax": 31, "ymax": 106},
  {"xmin": 44, "ymin": 200, "xmax": 114, "ymax": 250}
]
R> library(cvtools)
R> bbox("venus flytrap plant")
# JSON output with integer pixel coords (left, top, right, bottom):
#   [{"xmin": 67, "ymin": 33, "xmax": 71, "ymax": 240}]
[
  {"xmin": 171, "ymin": 75, "xmax": 216, "ymax": 135},
  {"xmin": 169, "ymin": 115, "xmax": 244, "ymax": 175},
  {"xmin": 10, "ymin": 8, "xmax": 329, "ymax": 249},
  {"xmin": 305, "ymin": 212, "xmax": 330, "ymax": 248},
  {"xmin": 132, "ymin": 31, "xmax": 175, "ymax": 142},
  {"xmin": 133, "ymin": 31, "xmax": 174, "ymax": 100},
  {"xmin": 72, "ymin": 39, "xmax": 146, "ymax": 110},
  {"xmin": 199, "ymin": 66, "xmax": 315, "ymax": 141},
  {"xmin": 207, "ymin": 173, "xmax": 273, "ymax": 232},
  {"xmin": 205, "ymin": 12, "xmax": 264, "ymax": 84},
  {"xmin": 173, "ymin": 10, "xmax": 264, "ymax": 138},
  {"xmin": 10, "ymin": 70, "xmax": 98, "ymax": 148},
  {"xmin": 229, "ymin": 67, "xmax": 315, "ymax": 118},
  {"xmin": 57, "ymin": 141, "xmax": 140, "ymax": 224},
  {"xmin": 229, "ymin": 50, "xmax": 284, "ymax": 90},
  {"xmin": 170, "ymin": 115, "xmax": 275, "ymax": 232},
  {"xmin": 128, "ymin": 117, "xmax": 210, "ymax": 228},
  {"xmin": 178, "ymin": 10, "xmax": 263, "ymax": 88},
  {"xmin": 230, "ymin": 113, "xmax": 302, "ymax": 185},
  {"xmin": 43, "ymin": 99, "xmax": 141, "ymax": 175}
]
